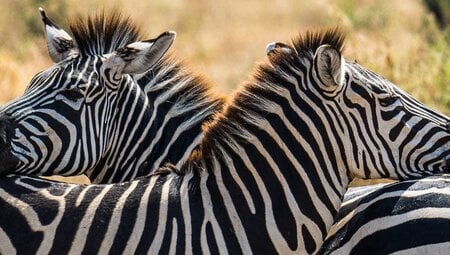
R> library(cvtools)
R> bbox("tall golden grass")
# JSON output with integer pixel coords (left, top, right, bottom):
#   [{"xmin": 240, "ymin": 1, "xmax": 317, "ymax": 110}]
[
  {"xmin": 0, "ymin": 0, "xmax": 449, "ymax": 112},
  {"xmin": 0, "ymin": 0, "xmax": 448, "ymax": 184}
]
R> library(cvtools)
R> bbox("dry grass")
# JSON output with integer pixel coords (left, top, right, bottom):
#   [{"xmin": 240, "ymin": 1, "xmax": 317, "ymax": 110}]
[
  {"xmin": 1, "ymin": 0, "xmax": 449, "ymax": 109},
  {"xmin": 0, "ymin": 0, "xmax": 448, "ymax": 184},
  {"xmin": 350, "ymin": 178, "xmax": 395, "ymax": 187}
]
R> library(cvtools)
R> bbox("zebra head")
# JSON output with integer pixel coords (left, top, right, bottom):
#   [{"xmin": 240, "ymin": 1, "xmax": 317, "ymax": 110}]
[
  {"xmin": 265, "ymin": 29, "xmax": 449, "ymax": 180},
  {"xmin": 0, "ymin": 9, "xmax": 175, "ymax": 177}
]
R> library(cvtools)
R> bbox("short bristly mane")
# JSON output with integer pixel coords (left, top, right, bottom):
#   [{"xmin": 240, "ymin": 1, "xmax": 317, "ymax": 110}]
[
  {"xmin": 183, "ymin": 28, "xmax": 347, "ymax": 175},
  {"xmin": 69, "ymin": 11, "xmax": 143, "ymax": 55},
  {"xmin": 292, "ymin": 27, "xmax": 345, "ymax": 57}
]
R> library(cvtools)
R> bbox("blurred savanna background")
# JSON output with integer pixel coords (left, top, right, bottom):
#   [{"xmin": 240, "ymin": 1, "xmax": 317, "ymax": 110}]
[{"xmin": 0, "ymin": 0, "xmax": 449, "ymax": 184}]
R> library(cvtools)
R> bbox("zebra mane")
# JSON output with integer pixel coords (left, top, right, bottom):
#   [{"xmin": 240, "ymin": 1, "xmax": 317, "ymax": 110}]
[
  {"xmin": 291, "ymin": 27, "xmax": 345, "ymax": 56},
  {"xmin": 69, "ymin": 11, "xmax": 144, "ymax": 55},
  {"xmin": 181, "ymin": 28, "xmax": 347, "ymax": 175}
]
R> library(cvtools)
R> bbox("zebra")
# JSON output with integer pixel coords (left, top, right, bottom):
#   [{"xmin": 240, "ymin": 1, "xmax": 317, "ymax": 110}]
[
  {"xmin": 0, "ymin": 9, "xmax": 224, "ymax": 183},
  {"xmin": 267, "ymin": 40, "xmax": 450, "ymax": 254},
  {"xmin": 0, "ymin": 27, "xmax": 448, "ymax": 254},
  {"xmin": 318, "ymin": 175, "xmax": 450, "ymax": 254}
]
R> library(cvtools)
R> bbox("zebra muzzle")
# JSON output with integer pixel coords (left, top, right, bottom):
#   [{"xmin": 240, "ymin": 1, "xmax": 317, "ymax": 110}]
[
  {"xmin": 0, "ymin": 113, "xmax": 19, "ymax": 176},
  {"xmin": 0, "ymin": 115, "xmax": 13, "ymax": 147}
]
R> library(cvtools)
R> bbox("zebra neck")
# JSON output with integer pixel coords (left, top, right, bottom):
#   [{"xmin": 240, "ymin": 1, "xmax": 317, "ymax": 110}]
[
  {"xmin": 136, "ymin": 58, "xmax": 223, "ymax": 172},
  {"xmin": 182, "ymin": 75, "xmax": 353, "ymax": 253},
  {"xmin": 87, "ymin": 58, "xmax": 223, "ymax": 183},
  {"xmin": 188, "ymin": 117, "xmax": 349, "ymax": 253}
]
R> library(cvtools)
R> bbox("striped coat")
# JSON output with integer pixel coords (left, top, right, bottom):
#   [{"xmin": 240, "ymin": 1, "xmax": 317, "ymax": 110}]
[
  {"xmin": 0, "ymin": 28, "xmax": 448, "ymax": 254},
  {"xmin": 0, "ymin": 9, "xmax": 223, "ymax": 183}
]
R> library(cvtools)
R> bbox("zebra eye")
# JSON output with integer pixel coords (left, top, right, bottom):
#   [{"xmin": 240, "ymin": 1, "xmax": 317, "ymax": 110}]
[
  {"xmin": 61, "ymin": 88, "xmax": 84, "ymax": 101},
  {"xmin": 379, "ymin": 94, "xmax": 400, "ymax": 107}
]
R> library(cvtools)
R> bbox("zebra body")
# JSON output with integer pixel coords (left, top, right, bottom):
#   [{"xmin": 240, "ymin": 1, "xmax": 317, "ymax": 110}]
[
  {"xmin": 3, "ymin": 175, "xmax": 450, "ymax": 254},
  {"xmin": 319, "ymin": 175, "xmax": 450, "ymax": 254},
  {"xmin": 0, "ymin": 9, "xmax": 223, "ymax": 183},
  {"xmin": 0, "ymin": 26, "xmax": 448, "ymax": 254}
]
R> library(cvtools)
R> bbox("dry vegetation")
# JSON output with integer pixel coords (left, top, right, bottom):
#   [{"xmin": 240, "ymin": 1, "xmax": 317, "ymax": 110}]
[{"xmin": 0, "ymin": 0, "xmax": 448, "ymax": 184}]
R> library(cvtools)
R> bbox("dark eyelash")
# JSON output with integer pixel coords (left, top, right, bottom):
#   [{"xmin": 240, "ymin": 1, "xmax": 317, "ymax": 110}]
[{"xmin": 379, "ymin": 94, "xmax": 400, "ymax": 106}]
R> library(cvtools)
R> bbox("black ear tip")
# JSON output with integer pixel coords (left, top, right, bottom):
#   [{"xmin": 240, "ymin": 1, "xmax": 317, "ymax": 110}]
[
  {"xmin": 39, "ymin": 7, "xmax": 47, "ymax": 20},
  {"xmin": 165, "ymin": 31, "xmax": 176, "ymax": 37},
  {"xmin": 38, "ymin": 7, "xmax": 58, "ymax": 28},
  {"xmin": 161, "ymin": 31, "xmax": 176, "ymax": 41},
  {"xmin": 266, "ymin": 42, "xmax": 277, "ymax": 54},
  {"xmin": 266, "ymin": 42, "xmax": 293, "ymax": 56},
  {"xmin": 148, "ymin": 31, "xmax": 176, "ymax": 44}
]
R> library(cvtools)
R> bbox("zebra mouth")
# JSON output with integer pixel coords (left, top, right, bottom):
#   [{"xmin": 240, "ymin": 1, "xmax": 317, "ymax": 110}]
[
  {"xmin": 0, "ymin": 134, "xmax": 20, "ymax": 177},
  {"xmin": 0, "ymin": 114, "xmax": 20, "ymax": 176},
  {"xmin": 0, "ymin": 150, "xmax": 19, "ymax": 177}
]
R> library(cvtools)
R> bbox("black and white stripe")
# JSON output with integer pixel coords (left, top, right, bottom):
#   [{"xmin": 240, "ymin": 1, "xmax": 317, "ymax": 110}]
[
  {"xmin": 0, "ymin": 28, "xmax": 448, "ymax": 254},
  {"xmin": 267, "ymin": 37, "xmax": 450, "ymax": 254},
  {"xmin": 0, "ymin": 9, "xmax": 223, "ymax": 183},
  {"xmin": 319, "ymin": 175, "xmax": 450, "ymax": 254}
]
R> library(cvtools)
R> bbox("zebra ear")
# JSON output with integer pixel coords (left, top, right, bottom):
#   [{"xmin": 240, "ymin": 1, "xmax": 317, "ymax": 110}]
[
  {"xmin": 39, "ymin": 8, "xmax": 78, "ymax": 63},
  {"xmin": 265, "ymin": 42, "xmax": 295, "ymax": 56},
  {"xmin": 313, "ymin": 45, "xmax": 344, "ymax": 90},
  {"xmin": 106, "ymin": 31, "xmax": 176, "ymax": 76}
]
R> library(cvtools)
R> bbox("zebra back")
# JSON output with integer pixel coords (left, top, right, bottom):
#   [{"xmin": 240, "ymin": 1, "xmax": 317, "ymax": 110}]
[{"xmin": 319, "ymin": 175, "xmax": 450, "ymax": 254}]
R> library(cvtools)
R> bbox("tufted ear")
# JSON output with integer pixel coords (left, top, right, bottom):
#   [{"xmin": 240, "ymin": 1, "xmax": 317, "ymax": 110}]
[
  {"xmin": 39, "ymin": 8, "xmax": 79, "ymax": 63},
  {"xmin": 313, "ymin": 45, "xmax": 344, "ymax": 90},
  {"xmin": 103, "ymin": 31, "xmax": 176, "ymax": 79},
  {"xmin": 265, "ymin": 42, "xmax": 295, "ymax": 56}
]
